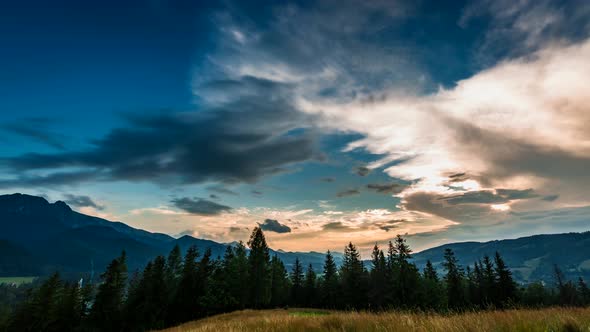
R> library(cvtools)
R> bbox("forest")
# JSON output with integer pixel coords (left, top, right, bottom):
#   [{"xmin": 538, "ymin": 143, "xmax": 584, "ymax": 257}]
[{"xmin": 1, "ymin": 227, "xmax": 589, "ymax": 332}]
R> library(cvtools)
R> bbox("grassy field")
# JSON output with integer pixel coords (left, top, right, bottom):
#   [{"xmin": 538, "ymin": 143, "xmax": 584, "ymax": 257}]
[
  {"xmin": 0, "ymin": 276, "xmax": 36, "ymax": 286},
  {"xmin": 160, "ymin": 307, "xmax": 590, "ymax": 332}
]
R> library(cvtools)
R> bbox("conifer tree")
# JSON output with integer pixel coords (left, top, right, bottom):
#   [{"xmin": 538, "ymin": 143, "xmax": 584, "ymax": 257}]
[
  {"xmin": 442, "ymin": 248, "xmax": 466, "ymax": 310},
  {"xmin": 247, "ymin": 227, "xmax": 271, "ymax": 308},
  {"xmin": 269, "ymin": 255, "xmax": 290, "ymax": 307},
  {"xmin": 304, "ymin": 264, "xmax": 317, "ymax": 307},
  {"xmin": 481, "ymin": 255, "xmax": 496, "ymax": 305},
  {"xmin": 494, "ymin": 251, "xmax": 517, "ymax": 306},
  {"xmin": 320, "ymin": 250, "xmax": 339, "ymax": 308},
  {"xmin": 340, "ymin": 242, "xmax": 367, "ymax": 308},
  {"xmin": 369, "ymin": 244, "xmax": 387, "ymax": 308},
  {"xmin": 89, "ymin": 251, "xmax": 128, "ymax": 331},
  {"xmin": 170, "ymin": 246, "xmax": 199, "ymax": 323},
  {"xmin": 290, "ymin": 257, "xmax": 304, "ymax": 306}
]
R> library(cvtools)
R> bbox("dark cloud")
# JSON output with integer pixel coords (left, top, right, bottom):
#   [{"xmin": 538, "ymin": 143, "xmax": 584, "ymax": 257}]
[
  {"xmin": 542, "ymin": 194, "xmax": 559, "ymax": 202},
  {"xmin": 354, "ymin": 166, "xmax": 371, "ymax": 177},
  {"xmin": 375, "ymin": 219, "xmax": 407, "ymax": 232},
  {"xmin": 207, "ymin": 186, "xmax": 239, "ymax": 196},
  {"xmin": 0, "ymin": 171, "xmax": 98, "ymax": 189},
  {"xmin": 336, "ymin": 188, "xmax": 360, "ymax": 198},
  {"xmin": 0, "ymin": 77, "xmax": 322, "ymax": 188},
  {"xmin": 322, "ymin": 222, "xmax": 351, "ymax": 231},
  {"xmin": 209, "ymin": 194, "xmax": 220, "ymax": 200},
  {"xmin": 1, "ymin": 120, "xmax": 66, "ymax": 150},
  {"xmin": 320, "ymin": 177, "xmax": 335, "ymax": 182},
  {"xmin": 259, "ymin": 219, "xmax": 291, "ymax": 233},
  {"xmin": 443, "ymin": 188, "xmax": 538, "ymax": 205},
  {"xmin": 171, "ymin": 197, "xmax": 232, "ymax": 216},
  {"xmin": 366, "ymin": 183, "xmax": 406, "ymax": 194},
  {"xmin": 63, "ymin": 194, "xmax": 104, "ymax": 210}
]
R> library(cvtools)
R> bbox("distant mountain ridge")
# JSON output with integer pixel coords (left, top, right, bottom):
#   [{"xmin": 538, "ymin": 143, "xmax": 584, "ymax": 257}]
[
  {"xmin": 0, "ymin": 193, "xmax": 340, "ymax": 277},
  {"xmin": 0, "ymin": 193, "xmax": 589, "ymax": 284},
  {"xmin": 412, "ymin": 232, "xmax": 590, "ymax": 283}
]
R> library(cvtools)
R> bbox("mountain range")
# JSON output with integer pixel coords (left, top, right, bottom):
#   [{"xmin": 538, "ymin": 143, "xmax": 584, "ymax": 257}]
[{"xmin": 1, "ymin": 193, "xmax": 589, "ymax": 284}]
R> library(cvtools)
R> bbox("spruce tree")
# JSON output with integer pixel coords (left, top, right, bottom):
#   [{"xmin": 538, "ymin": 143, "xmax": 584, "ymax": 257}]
[
  {"xmin": 247, "ymin": 227, "xmax": 271, "ymax": 308},
  {"xmin": 369, "ymin": 244, "xmax": 387, "ymax": 308},
  {"xmin": 269, "ymin": 255, "xmax": 290, "ymax": 307},
  {"xmin": 320, "ymin": 250, "xmax": 339, "ymax": 308},
  {"xmin": 340, "ymin": 242, "xmax": 367, "ymax": 308},
  {"xmin": 290, "ymin": 257, "xmax": 304, "ymax": 306},
  {"xmin": 494, "ymin": 251, "xmax": 517, "ymax": 306},
  {"xmin": 304, "ymin": 264, "xmax": 317, "ymax": 307},
  {"xmin": 442, "ymin": 248, "xmax": 466, "ymax": 310},
  {"xmin": 90, "ymin": 251, "xmax": 128, "ymax": 331},
  {"xmin": 170, "ymin": 246, "xmax": 199, "ymax": 323}
]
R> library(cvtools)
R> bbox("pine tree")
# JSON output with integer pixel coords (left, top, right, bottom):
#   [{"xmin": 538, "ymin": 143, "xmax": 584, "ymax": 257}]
[
  {"xmin": 481, "ymin": 255, "xmax": 496, "ymax": 306},
  {"xmin": 304, "ymin": 264, "xmax": 317, "ymax": 307},
  {"xmin": 577, "ymin": 277, "xmax": 590, "ymax": 306},
  {"xmin": 269, "ymin": 255, "xmax": 290, "ymax": 307},
  {"xmin": 320, "ymin": 250, "xmax": 339, "ymax": 308},
  {"xmin": 442, "ymin": 248, "xmax": 466, "ymax": 310},
  {"xmin": 165, "ymin": 244, "xmax": 183, "ymax": 290},
  {"xmin": 392, "ymin": 235, "xmax": 420, "ymax": 307},
  {"xmin": 494, "ymin": 251, "xmax": 517, "ymax": 306},
  {"xmin": 422, "ymin": 260, "xmax": 443, "ymax": 310},
  {"xmin": 369, "ymin": 244, "xmax": 387, "ymax": 308},
  {"xmin": 340, "ymin": 242, "xmax": 367, "ymax": 308},
  {"xmin": 423, "ymin": 260, "xmax": 438, "ymax": 282},
  {"xmin": 247, "ymin": 227, "xmax": 271, "ymax": 308},
  {"xmin": 290, "ymin": 257, "xmax": 304, "ymax": 306},
  {"xmin": 90, "ymin": 251, "xmax": 128, "ymax": 331},
  {"xmin": 170, "ymin": 246, "xmax": 199, "ymax": 323},
  {"xmin": 230, "ymin": 241, "xmax": 250, "ymax": 308}
]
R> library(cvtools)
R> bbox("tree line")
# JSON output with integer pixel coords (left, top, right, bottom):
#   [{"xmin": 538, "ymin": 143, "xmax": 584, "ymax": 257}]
[{"xmin": 1, "ymin": 227, "xmax": 589, "ymax": 331}]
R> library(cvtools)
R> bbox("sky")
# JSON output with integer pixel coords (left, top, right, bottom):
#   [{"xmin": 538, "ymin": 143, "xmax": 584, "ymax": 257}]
[{"xmin": 1, "ymin": 0, "xmax": 590, "ymax": 255}]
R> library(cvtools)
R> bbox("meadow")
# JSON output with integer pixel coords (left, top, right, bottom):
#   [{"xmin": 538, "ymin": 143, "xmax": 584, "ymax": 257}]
[
  {"xmin": 0, "ymin": 277, "xmax": 36, "ymax": 286},
  {"xmin": 160, "ymin": 307, "xmax": 590, "ymax": 332}
]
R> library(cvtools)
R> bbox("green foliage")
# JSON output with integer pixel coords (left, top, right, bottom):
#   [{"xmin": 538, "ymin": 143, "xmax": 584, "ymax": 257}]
[
  {"xmin": 247, "ymin": 227, "xmax": 271, "ymax": 308},
  {"xmin": 4, "ymin": 230, "xmax": 590, "ymax": 332}
]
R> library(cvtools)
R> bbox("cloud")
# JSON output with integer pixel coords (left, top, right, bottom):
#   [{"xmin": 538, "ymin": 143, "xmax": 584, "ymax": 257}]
[
  {"xmin": 259, "ymin": 218, "xmax": 291, "ymax": 233},
  {"xmin": 63, "ymin": 194, "xmax": 105, "ymax": 210},
  {"xmin": 321, "ymin": 221, "xmax": 351, "ymax": 232},
  {"xmin": 354, "ymin": 166, "xmax": 371, "ymax": 177},
  {"xmin": 366, "ymin": 183, "xmax": 406, "ymax": 194},
  {"xmin": 336, "ymin": 188, "xmax": 360, "ymax": 198},
  {"xmin": 320, "ymin": 177, "xmax": 335, "ymax": 182},
  {"xmin": 1, "ymin": 76, "xmax": 322, "ymax": 188},
  {"xmin": 0, "ymin": 171, "xmax": 98, "ymax": 189},
  {"xmin": 171, "ymin": 197, "xmax": 232, "ymax": 216},
  {"xmin": 207, "ymin": 186, "xmax": 239, "ymax": 196},
  {"xmin": 1, "ymin": 119, "xmax": 67, "ymax": 150}
]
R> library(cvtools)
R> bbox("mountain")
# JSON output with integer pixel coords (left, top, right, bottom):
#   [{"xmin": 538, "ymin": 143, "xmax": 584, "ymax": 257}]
[
  {"xmin": 0, "ymin": 193, "xmax": 338, "ymax": 277},
  {"xmin": 1, "ymin": 193, "xmax": 588, "ymax": 283},
  {"xmin": 412, "ymin": 232, "xmax": 590, "ymax": 283}
]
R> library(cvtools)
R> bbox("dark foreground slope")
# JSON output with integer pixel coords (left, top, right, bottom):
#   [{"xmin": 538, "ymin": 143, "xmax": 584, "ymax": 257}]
[{"xmin": 160, "ymin": 308, "xmax": 590, "ymax": 332}]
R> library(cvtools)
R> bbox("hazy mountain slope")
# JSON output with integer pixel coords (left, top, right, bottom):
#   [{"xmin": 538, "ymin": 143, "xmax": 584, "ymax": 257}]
[{"xmin": 412, "ymin": 232, "xmax": 590, "ymax": 283}]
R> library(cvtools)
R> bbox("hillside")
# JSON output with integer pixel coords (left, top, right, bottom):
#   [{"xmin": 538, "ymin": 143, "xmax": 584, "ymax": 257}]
[
  {"xmin": 1, "ymin": 193, "xmax": 589, "ymax": 283},
  {"xmin": 160, "ymin": 308, "xmax": 590, "ymax": 332},
  {"xmin": 0, "ymin": 193, "xmax": 339, "ymax": 277},
  {"xmin": 412, "ymin": 232, "xmax": 590, "ymax": 283}
]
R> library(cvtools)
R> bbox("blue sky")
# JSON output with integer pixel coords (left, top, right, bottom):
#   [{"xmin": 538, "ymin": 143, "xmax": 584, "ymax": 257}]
[{"xmin": 1, "ymin": 0, "xmax": 590, "ymax": 253}]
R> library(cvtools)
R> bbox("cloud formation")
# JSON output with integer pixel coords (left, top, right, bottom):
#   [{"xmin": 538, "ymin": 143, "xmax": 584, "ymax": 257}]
[
  {"xmin": 336, "ymin": 188, "xmax": 360, "ymax": 198},
  {"xmin": 63, "ymin": 194, "xmax": 105, "ymax": 210},
  {"xmin": 259, "ymin": 218, "xmax": 291, "ymax": 233},
  {"xmin": 0, "ymin": 76, "xmax": 322, "ymax": 188},
  {"xmin": 171, "ymin": 197, "xmax": 232, "ymax": 216}
]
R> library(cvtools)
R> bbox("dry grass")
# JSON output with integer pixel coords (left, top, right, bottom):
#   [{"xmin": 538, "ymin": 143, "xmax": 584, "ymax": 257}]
[{"xmin": 159, "ymin": 307, "xmax": 590, "ymax": 332}]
